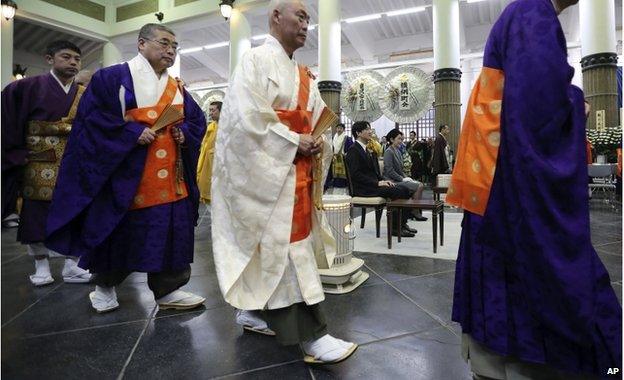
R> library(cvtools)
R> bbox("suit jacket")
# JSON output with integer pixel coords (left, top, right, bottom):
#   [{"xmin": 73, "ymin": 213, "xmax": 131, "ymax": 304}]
[
  {"xmin": 383, "ymin": 146, "xmax": 406, "ymax": 182},
  {"xmin": 345, "ymin": 142, "xmax": 383, "ymax": 197}
]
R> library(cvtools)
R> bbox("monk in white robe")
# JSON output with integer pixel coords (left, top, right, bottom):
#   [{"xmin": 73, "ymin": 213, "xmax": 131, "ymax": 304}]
[{"xmin": 212, "ymin": 0, "xmax": 357, "ymax": 365}]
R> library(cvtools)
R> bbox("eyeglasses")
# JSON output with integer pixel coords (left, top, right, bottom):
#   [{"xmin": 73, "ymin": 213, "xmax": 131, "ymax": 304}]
[{"xmin": 144, "ymin": 38, "xmax": 180, "ymax": 52}]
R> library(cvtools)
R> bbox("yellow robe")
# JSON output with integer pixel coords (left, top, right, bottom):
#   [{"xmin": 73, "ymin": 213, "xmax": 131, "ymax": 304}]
[{"xmin": 197, "ymin": 120, "xmax": 218, "ymax": 203}]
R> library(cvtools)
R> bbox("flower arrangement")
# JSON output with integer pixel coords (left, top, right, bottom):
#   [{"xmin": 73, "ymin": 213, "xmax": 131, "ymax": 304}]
[{"xmin": 587, "ymin": 126, "xmax": 622, "ymax": 161}]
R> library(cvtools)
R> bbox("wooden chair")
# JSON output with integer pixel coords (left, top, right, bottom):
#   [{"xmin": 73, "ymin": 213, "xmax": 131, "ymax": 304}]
[{"xmin": 344, "ymin": 160, "xmax": 386, "ymax": 238}]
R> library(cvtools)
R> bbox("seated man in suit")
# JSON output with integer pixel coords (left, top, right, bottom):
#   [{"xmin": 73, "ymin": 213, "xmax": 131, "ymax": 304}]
[{"xmin": 345, "ymin": 121, "xmax": 416, "ymax": 237}]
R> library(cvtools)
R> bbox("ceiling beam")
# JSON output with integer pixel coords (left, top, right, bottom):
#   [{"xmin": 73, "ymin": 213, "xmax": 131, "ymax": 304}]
[
  {"xmin": 341, "ymin": 24, "xmax": 377, "ymax": 64},
  {"xmin": 371, "ymin": 32, "xmax": 432, "ymax": 57},
  {"xmin": 186, "ymin": 50, "xmax": 229, "ymax": 81}
]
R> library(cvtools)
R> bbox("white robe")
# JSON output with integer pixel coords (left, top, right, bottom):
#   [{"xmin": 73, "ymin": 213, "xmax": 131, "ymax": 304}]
[
  {"xmin": 212, "ymin": 35, "xmax": 336, "ymax": 310},
  {"xmin": 333, "ymin": 131, "xmax": 347, "ymax": 154}
]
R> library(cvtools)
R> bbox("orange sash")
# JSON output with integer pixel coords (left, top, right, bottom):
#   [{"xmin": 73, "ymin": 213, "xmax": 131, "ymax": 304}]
[
  {"xmin": 127, "ymin": 77, "xmax": 188, "ymax": 210},
  {"xmin": 446, "ymin": 67, "xmax": 504, "ymax": 216},
  {"xmin": 276, "ymin": 65, "xmax": 313, "ymax": 243}
]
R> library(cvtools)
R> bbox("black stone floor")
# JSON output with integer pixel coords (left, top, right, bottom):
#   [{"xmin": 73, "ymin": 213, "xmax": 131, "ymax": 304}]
[{"xmin": 1, "ymin": 198, "xmax": 621, "ymax": 380}]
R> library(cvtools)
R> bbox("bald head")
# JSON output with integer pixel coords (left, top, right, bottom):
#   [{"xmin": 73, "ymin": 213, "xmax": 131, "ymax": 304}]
[
  {"xmin": 75, "ymin": 69, "xmax": 93, "ymax": 87},
  {"xmin": 268, "ymin": 0, "xmax": 310, "ymax": 57}
]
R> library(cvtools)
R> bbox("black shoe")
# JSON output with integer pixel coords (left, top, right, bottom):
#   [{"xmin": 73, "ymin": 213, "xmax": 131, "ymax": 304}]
[
  {"xmin": 402, "ymin": 224, "xmax": 418, "ymax": 233},
  {"xmin": 414, "ymin": 215, "xmax": 428, "ymax": 222},
  {"xmin": 392, "ymin": 229, "xmax": 415, "ymax": 237}
]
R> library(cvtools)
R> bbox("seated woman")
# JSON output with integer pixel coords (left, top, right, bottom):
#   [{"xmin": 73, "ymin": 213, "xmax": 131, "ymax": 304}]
[{"xmin": 383, "ymin": 129, "xmax": 427, "ymax": 221}]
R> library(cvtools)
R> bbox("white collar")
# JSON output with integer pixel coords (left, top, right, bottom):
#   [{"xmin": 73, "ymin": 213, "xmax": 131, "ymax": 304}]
[
  {"xmin": 50, "ymin": 70, "xmax": 73, "ymax": 94},
  {"xmin": 264, "ymin": 34, "xmax": 295, "ymax": 62},
  {"xmin": 357, "ymin": 139, "xmax": 368, "ymax": 151}
]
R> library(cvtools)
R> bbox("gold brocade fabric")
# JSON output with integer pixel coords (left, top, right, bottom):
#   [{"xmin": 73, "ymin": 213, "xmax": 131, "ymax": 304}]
[
  {"xmin": 367, "ymin": 140, "xmax": 383, "ymax": 157},
  {"xmin": 332, "ymin": 153, "xmax": 346, "ymax": 179},
  {"xmin": 22, "ymin": 85, "xmax": 85, "ymax": 201}
]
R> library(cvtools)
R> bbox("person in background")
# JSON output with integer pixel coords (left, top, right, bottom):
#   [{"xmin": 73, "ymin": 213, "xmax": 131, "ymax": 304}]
[
  {"xmin": 346, "ymin": 121, "xmax": 416, "ymax": 237},
  {"xmin": 328, "ymin": 123, "xmax": 353, "ymax": 191},
  {"xmin": 430, "ymin": 124, "xmax": 451, "ymax": 184},
  {"xmin": 74, "ymin": 69, "xmax": 93, "ymax": 87},
  {"xmin": 197, "ymin": 100, "xmax": 222, "ymax": 203},
  {"xmin": 383, "ymin": 129, "xmax": 426, "ymax": 221},
  {"xmin": 2, "ymin": 40, "xmax": 92, "ymax": 286}
]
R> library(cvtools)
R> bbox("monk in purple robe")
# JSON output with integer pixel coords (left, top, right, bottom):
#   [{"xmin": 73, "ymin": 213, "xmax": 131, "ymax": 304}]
[
  {"xmin": 447, "ymin": 0, "xmax": 621, "ymax": 378},
  {"xmin": 46, "ymin": 24, "xmax": 206, "ymax": 313},
  {"xmin": 1, "ymin": 40, "xmax": 92, "ymax": 286}
]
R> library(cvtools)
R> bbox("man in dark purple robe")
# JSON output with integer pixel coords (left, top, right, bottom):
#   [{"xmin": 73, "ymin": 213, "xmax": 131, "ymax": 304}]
[
  {"xmin": 46, "ymin": 24, "xmax": 206, "ymax": 313},
  {"xmin": 1, "ymin": 40, "xmax": 92, "ymax": 286},
  {"xmin": 449, "ymin": 0, "xmax": 621, "ymax": 378}
]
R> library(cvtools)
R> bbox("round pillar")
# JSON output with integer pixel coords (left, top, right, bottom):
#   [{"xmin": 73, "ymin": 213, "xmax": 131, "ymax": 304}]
[
  {"xmin": 317, "ymin": 0, "xmax": 342, "ymax": 129},
  {"xmin": 433, "ymin": 0, "xmax": 461, "ymax": 153},
  {"xmin": 1, "ymin": 17, "xmax": 14, "ymax": 89},
  {"xmin": 579, "ymin": 0, "xmax": 618, "ymax": 130},
  {"xmin": 102, "ymin": 41, "xmax": 122, "ymax": 67},
  {"xmin": 229, "ymin": 9, "xmax": 251, "ymax": 78}
]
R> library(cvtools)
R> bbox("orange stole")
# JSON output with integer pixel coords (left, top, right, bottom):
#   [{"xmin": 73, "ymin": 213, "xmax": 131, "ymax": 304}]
[
  {"xmin": 446, "ymin": 67, "xmax": 504, "ymax": 216},
  {"xmin": 128, "ymin": 77, "xmax": 188, "ymax": 210},
  {"xmin": 276, "ymin": 65, "xmax": 314, "ymax": 243}
]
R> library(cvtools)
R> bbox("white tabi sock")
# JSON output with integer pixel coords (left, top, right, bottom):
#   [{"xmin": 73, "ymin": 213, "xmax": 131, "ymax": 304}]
[
  {"xmin": 34, "ymin": 258, "xmax": 51, "ymax": 277},
  {"xmin": 63, "ymin": 257, "xmax": 78, "ymax": 272},
  {"xmin": 95, "ymin": 286, "xmax": 116, "ymax": 298}
]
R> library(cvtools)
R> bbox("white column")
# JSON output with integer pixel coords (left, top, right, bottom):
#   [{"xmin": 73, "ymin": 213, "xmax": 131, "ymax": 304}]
[
  {"xmin": 318, "ymin": 0, "xmax": 341, "ymax": 83},
  {"xmin": 229, "ymin": 9, "xmax": 251, "ymax": 78},
  {"xmin": 433, "ymin": 0, "xmax": 460, "ymax": 70},
  {"xmin": 102, "ymin": 41, "xmax": 122, "ymax": 67},
  {"xmin": 1, "ymin": 17, "xmax": 14, "ymax": 89},
  {"xmin": 579, "ymin": 0, "xmax": 617, "ymax": 56}
]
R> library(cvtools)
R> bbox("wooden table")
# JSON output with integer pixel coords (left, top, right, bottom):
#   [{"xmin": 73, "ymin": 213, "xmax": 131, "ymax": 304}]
[
  {"xmin": 386, "ymin": 199, "xmax": 445, "ymax": 253},
  {"xmin": 432, "ymin": 187, "xmax": 448, "ymax": 201}
]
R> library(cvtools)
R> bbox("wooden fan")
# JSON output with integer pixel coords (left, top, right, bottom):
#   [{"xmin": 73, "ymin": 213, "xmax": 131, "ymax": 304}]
[
  {"xmin": 312, "ymin": 107, "xmax": 339, "ymax": 139},
  {"xmin": 151, "ymin": 105, "xmax": 184, "ymax": 132}
]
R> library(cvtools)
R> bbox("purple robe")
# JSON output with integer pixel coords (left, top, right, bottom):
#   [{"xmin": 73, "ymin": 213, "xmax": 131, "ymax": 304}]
[
  {"xmin": 45, "ymin": 64, "xmax": 206, "ymax": 273},
  {"xmin": 1, "ymin": 73, "xmax": 78, "ymax": 243},
  {"xmin": 452, "ymin": 0, "xmax": 622, "ymax": 376},
  {"xmin": 452, "ymin": 0, "xmax": 621, "ymax": 377}
]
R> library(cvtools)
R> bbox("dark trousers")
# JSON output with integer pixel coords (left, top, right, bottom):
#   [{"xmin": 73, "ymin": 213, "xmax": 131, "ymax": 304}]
[
  {"xmin": 261, "ymin": 302, "xmax": 328, "ymax": 346},
  {"xmin": 377, "ymin": 185, "xmax": 411, "ymax": 228},
  {"xmin": 94, "ymin": 266, "xmax": 191, "ymax": 299}
]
